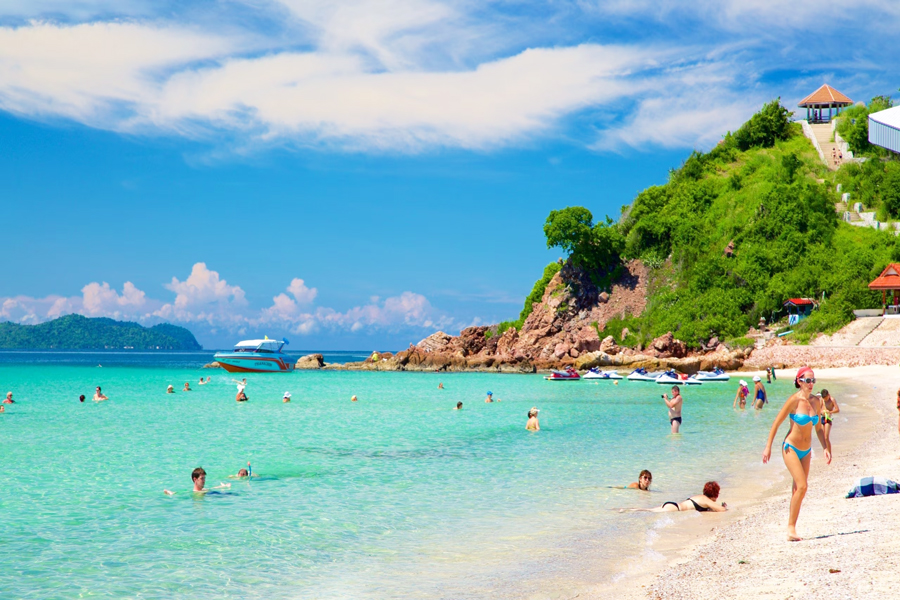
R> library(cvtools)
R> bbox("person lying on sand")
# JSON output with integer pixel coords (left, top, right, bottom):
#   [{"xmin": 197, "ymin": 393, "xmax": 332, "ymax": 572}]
[
  {"xmin": 624, "ymin": 481, "xmax": 726, "ymax": 512},
  {"xmin": 164, "ymin": 467, "xmax": 231, "ymax": 496}
]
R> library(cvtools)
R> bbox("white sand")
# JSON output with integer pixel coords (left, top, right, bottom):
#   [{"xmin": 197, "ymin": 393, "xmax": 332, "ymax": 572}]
[
  {"xmin": 584, "ymin": 366, "xmax": 900, "ymax": 599},
  {"xmin": 639, "ymin": 366, "xmax": 900, "ymax": 599}
]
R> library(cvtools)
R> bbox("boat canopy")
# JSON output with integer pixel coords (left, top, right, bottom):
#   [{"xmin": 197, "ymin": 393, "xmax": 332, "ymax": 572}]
[{"xmin": 234, "ymin": 339, "xmax": 286, "ymax": 352}]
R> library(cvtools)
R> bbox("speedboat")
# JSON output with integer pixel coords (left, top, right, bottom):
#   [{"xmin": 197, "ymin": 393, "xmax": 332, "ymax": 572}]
[
  {"xmin": 545, "ymin": 367, "xmax": 580, "ymax": 381},
  {"xmin": 626, "ymin": 368, "xmax": 662, "ymax": 382},
  {"xmin": 694, "ymin": 368, "xmax": 730, "ymax": 382},
  {"xmin": 656, "ymin": 370, "xmax": 702, "ymax": 385},
  {"xmin": 583, "ymin": 367, "xmax": 623, "ymax": 380},
  {"xmin": 213, "ymin": 337, "xmax": 295, "ymax": 373}
]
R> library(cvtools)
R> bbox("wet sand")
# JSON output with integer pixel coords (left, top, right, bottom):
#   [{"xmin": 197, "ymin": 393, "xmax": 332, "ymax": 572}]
[{"xmin": 592, "ymin": 366, "xmax": 899, "ymax": 599}]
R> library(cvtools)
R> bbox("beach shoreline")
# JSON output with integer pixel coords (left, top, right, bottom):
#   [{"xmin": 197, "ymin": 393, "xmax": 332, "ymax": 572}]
[{"xmin": 590, "ymin": 365, "xmax": 899, "ymax": 599}]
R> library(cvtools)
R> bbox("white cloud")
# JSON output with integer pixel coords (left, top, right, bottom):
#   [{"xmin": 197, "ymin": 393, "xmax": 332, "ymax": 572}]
[
  {"xmin": 164, "ymin": 262, "xmax": 246, "ymax": 309},
  {"xmin": 80, "ymin": 281, "xmax": 148, "ymax": 316},
  {"xmin": 0, "ymin": 21, "xmax": 235, "ymax": 124},
  {"xmin": 287, "ymin": 278, "xmax": 317, "ymax": 303}
]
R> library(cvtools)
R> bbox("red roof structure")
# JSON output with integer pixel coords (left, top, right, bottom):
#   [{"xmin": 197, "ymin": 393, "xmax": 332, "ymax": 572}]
[
  {"xmin": 798, "ymin": 84, "xmax": 853, "ymax": 107},
  {"xmin": 784, "ymin": 298, "xmax": 816, "ymax": 306},
  {"xmin": 868, "ymin": 263, "xmax": 900, "ymax": 290}
]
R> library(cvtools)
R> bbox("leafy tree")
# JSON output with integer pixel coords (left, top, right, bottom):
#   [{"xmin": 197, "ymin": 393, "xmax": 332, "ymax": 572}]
[
  {"xmin": 544, "ymin": 207, "xmax": 624, "ymax": 273},
  {"xmin": 733, "ymin": 99, "xmax": 793, "ymax": 151},
  {"xmin": 836, "ymin": 95, "xmax": 895, "ymax": 156}
]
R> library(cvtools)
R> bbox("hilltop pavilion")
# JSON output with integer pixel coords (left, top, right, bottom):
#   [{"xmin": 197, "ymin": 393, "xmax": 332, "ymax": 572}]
[{"xmin": 799, "ymin": 84, "xmax": 853, "ymax": 123}]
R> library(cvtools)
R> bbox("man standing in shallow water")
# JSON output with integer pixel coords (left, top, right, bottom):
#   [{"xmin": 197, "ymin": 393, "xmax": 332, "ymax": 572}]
[{"xmin": 663, "ymin": 386, "xmax": 683, "ymax": 433}]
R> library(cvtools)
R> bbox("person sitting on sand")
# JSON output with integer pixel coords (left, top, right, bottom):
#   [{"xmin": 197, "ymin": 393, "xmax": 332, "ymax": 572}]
[
  {"xmin": 283, "ymin": 392, "xmax": 291, "ymax": 403},
  {"xmin": 526, "ymin": 407, "xmax": 540, "ymax": 431},
  {"xmin": 662, "ymin": 386, "xmax": 682, "ymax": 433},
  {"xmin": 733, "ymin": 380, "xmax": 749, "ymax": 409},
  {"xmin": 762, "ymin": 366, "xmax": 831, "ymax": 541},
  {"xmin": 4, "ymin": 391, "xmax": 14, "ymax": 404},
  {"xmin": 198, "ymin": 377, "xmax": 210, "ymax": 385},
  {"xmin": 628, "ymin": 470, "xmax": 653, "ymax": 491},
  {"xmin": 652, "ymin": 481, "xmax": 726, "ymax": 512},
  {"xmin": 164, "ymin": 467, "xmax": 230, "ymax": 496},
  {"xmin": 93, "ymin": 387, "xmax": 108, "ymax": 402},
  {"xmin": 818, "ymin": 389, "xmax": 840, "ymax": 445},
  {"xmin": 167, "ymin": 385, "xmax": 175, "ymax": 394},
  {"xmin": 752, "ymin": 375, "xmax": 767, "ymax": 409},
  {"xmin": 183, "ymin": 382, "xmax": 192, "ymax": 392},
  {"xmin": 454, "ymin": 402, "xmax": 463, "ymax": 410}
]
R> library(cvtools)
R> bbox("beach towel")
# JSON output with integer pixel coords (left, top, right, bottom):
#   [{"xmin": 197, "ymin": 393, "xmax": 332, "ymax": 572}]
[{"xmin": 845, "ymin": 477, "xmax": 900, "ymax": 498}]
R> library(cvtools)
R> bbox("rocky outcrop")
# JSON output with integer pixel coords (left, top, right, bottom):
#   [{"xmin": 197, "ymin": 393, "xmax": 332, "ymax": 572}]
[
  {"xmin": 295, "ymin": 353, "xmax": 325, "ymax": 369},
  {"xmin": 202, "ymin": 361, "xmax": 221, "ymax": 369}
]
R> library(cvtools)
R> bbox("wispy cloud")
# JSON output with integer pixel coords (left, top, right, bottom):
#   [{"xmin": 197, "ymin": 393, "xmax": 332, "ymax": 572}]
[{"xmin": 0, "ymin": 0, "xmax": 897, "ymax": 153}]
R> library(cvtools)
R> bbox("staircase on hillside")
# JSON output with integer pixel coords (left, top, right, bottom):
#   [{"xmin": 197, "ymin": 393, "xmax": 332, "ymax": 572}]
[
  {"xmin": 810, "ymin": 123, "xmax": 839, "ymax": 170},
  {"xmin": 848, "ymin": 317, "xmax": 884, "ymax": 346}
]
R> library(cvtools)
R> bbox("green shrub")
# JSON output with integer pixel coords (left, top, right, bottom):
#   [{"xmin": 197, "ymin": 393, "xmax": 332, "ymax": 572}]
[
  {"xmin": 725, "ymin": 337, "xmax": 755, "ymax": 350},
  {"xmin": 733, "ymin": 99, "xmax": 793, "ymax": 151}
]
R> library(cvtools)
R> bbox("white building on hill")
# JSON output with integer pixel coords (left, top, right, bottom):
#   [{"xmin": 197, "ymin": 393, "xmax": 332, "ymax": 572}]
[{"xmin": 870, "ymin": 106, "xmax": 900, "ymax": 154}]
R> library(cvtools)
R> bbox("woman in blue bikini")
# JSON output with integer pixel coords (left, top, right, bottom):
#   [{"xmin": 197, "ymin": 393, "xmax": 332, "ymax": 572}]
[{"xmin": 762, "ymin": 366, "xmax": 832, "ymax": 541}]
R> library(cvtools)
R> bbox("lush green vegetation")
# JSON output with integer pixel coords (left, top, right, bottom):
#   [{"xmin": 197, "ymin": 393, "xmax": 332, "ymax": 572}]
[
  {"xmin": 532, "ymin": 100, "xmax": 900, "ymax": 348},
  {"xmin": 835, "ymin": 95, "xmax": 894, "ymax": 157},
  {"xmin": 0, "ymin": 314, "xmax": 202, "ymax": 350},
  {"xmin": 834, "ymin": 159, "xmax": 900, "ymax": 220}
]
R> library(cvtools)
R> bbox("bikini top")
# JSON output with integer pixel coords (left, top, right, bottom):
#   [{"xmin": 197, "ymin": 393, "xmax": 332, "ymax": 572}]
[{"xmin": 789, "ymin": 413, "xmax": 819, "ymax": 426}]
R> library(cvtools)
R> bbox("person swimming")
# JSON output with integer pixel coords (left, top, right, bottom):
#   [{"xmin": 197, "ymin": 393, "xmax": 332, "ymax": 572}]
[
  {"xmin": 283, "ymin": 391, "xmax": 291, "ymax": 403},
  {"xmin": 627, "ymin": 470, "xmax": 653, "ymax": 491},
  {"xmin": 4, "ymin": 391, "xmax": 14, "ymax": 404},
  {"xmin": 167, "ymin": 385, "xmax": 175, "ymax": 394},
  {"xmin": 526, "ymin": 407, "xmax": 540, "ymax": 431},
  {"xmin": 164, "ymin": 467, "xmax": 231, "ymax": 496},
  {"xmin": 454, "ymin": 401, "xmax": 463, "ymax": 410},
  {"xmin": 93, "ymin": 387, "xmax": 108, "ymax": 402},
  {"xmin": 183, "ymin": 382, "xmax": 192, "ymax": 391}
]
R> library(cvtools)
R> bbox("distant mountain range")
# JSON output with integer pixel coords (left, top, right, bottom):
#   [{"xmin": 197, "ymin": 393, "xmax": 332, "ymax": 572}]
[{"xmin": 0, "ymin": 314, "xmax": 202, "ymax": 350}]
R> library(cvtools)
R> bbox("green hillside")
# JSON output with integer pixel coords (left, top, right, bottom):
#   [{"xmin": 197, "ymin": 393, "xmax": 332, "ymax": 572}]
[
  {"xmin": 536, "ymin": 99, "xmax": 900, "ymax": 347},
  {"xmin": 0, "ymin": 314, "xmax": 202, "ymax": 350}
]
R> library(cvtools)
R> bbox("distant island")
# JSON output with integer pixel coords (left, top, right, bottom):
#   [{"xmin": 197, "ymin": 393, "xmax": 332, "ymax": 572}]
[{"xmin": 0, "ymin": 314, "xmax": 202, "ymax": 350}]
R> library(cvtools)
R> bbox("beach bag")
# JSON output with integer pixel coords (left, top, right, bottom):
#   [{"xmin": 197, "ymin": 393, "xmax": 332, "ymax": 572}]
[{"xmin": 845, "ymin": 477, "xmax": 900, "ymax": 498}]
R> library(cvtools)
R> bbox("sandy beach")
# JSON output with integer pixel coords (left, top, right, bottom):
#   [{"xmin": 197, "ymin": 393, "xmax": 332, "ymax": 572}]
[{"xmin": 599, "ymin": 365, "xmax": 900, "ymax": 599}]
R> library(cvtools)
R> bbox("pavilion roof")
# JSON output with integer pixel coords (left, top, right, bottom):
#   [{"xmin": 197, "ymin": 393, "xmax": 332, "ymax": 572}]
[
  {"xmin": 798, "ymin": 84, "xmax": 853, "ymax": 107},
  {"xmin": 868, "ymin": 264, "xmax": 900, "ymax": 290}
]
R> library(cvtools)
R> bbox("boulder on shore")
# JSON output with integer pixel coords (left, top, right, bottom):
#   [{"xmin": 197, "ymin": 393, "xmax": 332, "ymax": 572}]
[
  {"xmin": 295, "ymin": 353, "xmax": 325, "ymax": 369},
  {"xmin": 202, "ymin": 361, "xmax": 221, "ymax": 369}
]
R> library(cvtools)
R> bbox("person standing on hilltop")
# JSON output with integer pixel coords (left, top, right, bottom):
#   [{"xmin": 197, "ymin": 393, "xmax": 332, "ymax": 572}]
[{"xmin": 662, "ymin": 386, "xmax": 683, "ymax": 433}]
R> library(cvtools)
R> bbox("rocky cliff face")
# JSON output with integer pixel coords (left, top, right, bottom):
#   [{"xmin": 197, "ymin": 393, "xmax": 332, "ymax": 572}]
[{"xmin": 300, "ymin": 258, "xmax": 747, "ymax": 373}]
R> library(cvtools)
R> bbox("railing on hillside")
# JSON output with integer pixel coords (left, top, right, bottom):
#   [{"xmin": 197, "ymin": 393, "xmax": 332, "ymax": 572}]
[{"xmin": 799, "ymin": 120, "xmax": 826, "ymax": 164}]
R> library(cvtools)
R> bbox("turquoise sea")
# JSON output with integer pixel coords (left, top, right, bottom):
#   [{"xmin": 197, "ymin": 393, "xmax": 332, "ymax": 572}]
[{"xmin": 1, "ymin": 352, "xmax": 801, "ymax": 599}]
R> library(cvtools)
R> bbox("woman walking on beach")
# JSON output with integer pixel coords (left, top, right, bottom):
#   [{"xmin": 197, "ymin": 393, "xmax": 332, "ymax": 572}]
[{"xmin": 762, "ymin": 366, "xmax": 831, "ymax": 541}]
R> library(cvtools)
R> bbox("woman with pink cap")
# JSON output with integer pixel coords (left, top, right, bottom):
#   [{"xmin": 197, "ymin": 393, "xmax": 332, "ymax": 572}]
[{"xmin": 762, "ymin": 366, "xmax": 832, "ymax": 541}]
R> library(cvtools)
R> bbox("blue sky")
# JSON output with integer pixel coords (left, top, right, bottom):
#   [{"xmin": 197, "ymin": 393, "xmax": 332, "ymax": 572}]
[{"xmin": 1, "ymin": 1, "xmax": 898, "ymax": 349}]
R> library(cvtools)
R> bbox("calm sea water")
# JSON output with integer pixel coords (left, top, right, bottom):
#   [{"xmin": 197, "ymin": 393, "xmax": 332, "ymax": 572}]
[{"xmin": 0, "ymin": 352, "xmax": 798, "ymax": 599}]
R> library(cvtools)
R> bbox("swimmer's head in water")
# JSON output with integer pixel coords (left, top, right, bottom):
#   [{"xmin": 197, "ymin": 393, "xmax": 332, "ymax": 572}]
[
  {"xmin": 79, "ymin": 395, "xmax": 85, "ymax": 402},
  {"xmin": 456, "ymin": 402, "xmax": 463, "ymax": 409},
  {"xmin": 703, "ymin": 481, "xmax": 720, "ymax": 500},
  {"xmin": 351, "ymin": 395, "xmax": 358, "ymax": 402},
  {"xmin": 192, "ymin": 467, "xmax": 206, "ymax": 482},
  {"xmin": 528, "ymin": 407, "xmax": 539, "ymax": 417},
  {"xmin": 237, "ymin": 468, "xmax": 249, "ymax": 477}
]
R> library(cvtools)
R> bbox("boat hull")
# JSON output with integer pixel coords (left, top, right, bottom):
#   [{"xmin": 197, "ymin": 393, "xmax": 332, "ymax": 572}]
[{"xmin": 214, "ymin": 354, "xmax": 295, "ymax": 373}]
